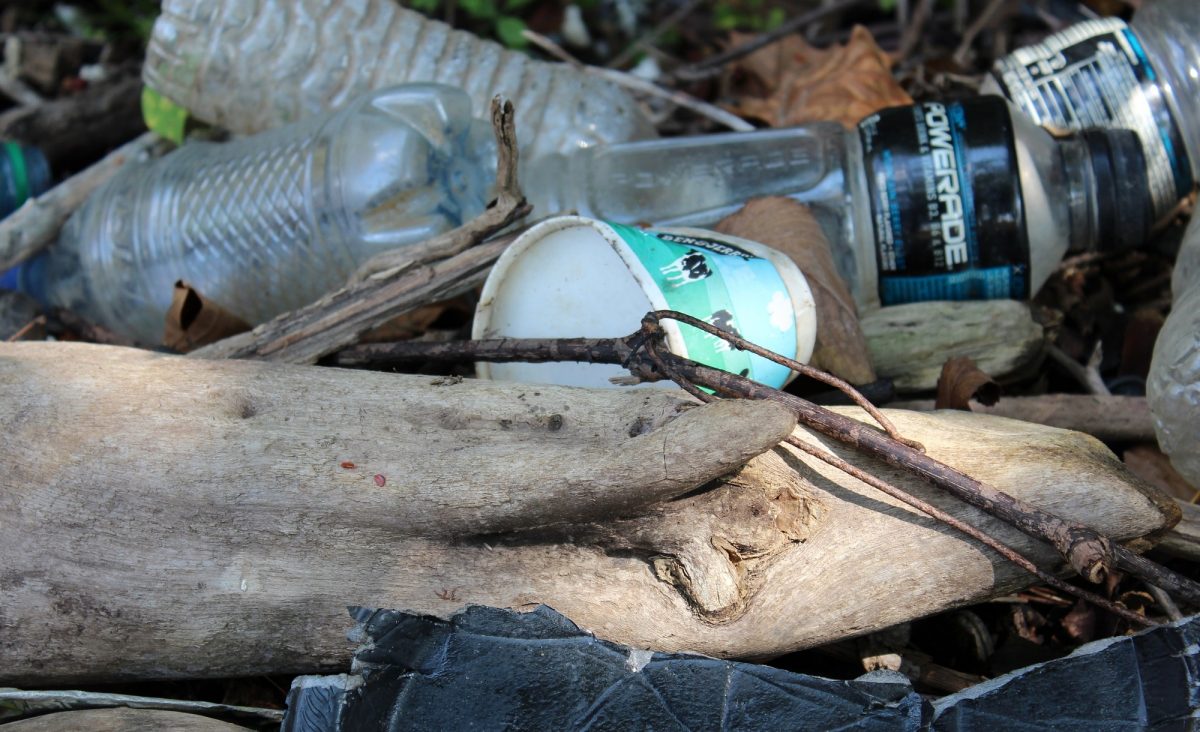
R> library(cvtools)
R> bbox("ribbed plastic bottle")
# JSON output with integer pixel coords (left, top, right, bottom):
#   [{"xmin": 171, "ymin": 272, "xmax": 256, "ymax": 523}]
[
  {"xmin": 1147, "ymin": 214, "xmax": 1200, "ymax": 487},
  {"xmin": 523, "ymin": 95, "xmax": 1154, "ymax": 311},
  {"xmin": 13, "ymin": 85, "xmax": 496, "ymax": 345},
  {"xmin": 981, "ymin": 0, "xmax": 1200, "ymax": 225},
  {"xmin": 141, "ymin": 0, "xmax": 656, "ymax": 161}
]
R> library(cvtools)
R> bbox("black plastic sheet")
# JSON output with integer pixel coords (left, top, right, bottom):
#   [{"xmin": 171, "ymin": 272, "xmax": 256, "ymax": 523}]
[
  {"xmin": 281, "ymin": 605, "xmax": 1200, "ymax": 731},
  {"xmin": 931, "ymin": 614, "xmax": 1200, "ymax": 730},
  {"xmin": 282, "ymin": 605, "xmax": 927, "ymax": 731}
]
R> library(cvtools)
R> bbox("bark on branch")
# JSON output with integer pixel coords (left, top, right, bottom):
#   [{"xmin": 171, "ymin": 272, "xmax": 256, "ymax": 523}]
[{"xmin": 0, "ymin": 341, "xmax": 1174, "ymax": 682}]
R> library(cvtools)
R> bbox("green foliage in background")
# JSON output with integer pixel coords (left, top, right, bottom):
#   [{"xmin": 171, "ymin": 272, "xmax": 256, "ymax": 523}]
[
  {"xmin": 57, "ymin": 0, "xmax": 160, "ymax": 44},
  {"xmin": 142, "ymin": 87, "xmax": 189, "ymax": 144},
  {"xmin": 712, "ymin": 0, "xmax": 787, "ymax": 32},
  {"xmin": 406, "ymin": 0, "xmax": 531, "ymax": 48}
]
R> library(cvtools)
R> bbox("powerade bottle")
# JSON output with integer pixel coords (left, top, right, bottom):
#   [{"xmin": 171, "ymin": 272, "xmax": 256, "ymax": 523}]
[
  {"xmin": 981, "ymin": 0, "xmax": 1200, "ymax": 224},
  {"xmin": 524, "ymin": 96, "xmax": 1154, "ymax": 311}
]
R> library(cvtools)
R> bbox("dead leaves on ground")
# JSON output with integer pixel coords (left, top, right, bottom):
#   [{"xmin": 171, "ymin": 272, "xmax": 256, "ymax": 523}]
[
  {"xmin": 164, "ymin": 281, "xmax": 251, "ymax": 353},
  {"xmin": 726, "ymin": 25, "xmax": 913, "ymax": 129},
  {"xmin": 935, "ymin": 357, "xmax": 1000, "ymax": 410}
]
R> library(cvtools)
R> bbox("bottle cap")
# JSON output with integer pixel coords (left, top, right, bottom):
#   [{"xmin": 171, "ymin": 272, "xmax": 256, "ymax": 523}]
[
  {"xmin": 1083, "ymin": 129, "xmax": 1152, "ymax": 252},
  {"xmin": 0, "ymin": 265, "xmax": 18, "ymax": 291},
  {"xmin": 0, "ymin": 141, "xmax": 51, "ymax": 219}
]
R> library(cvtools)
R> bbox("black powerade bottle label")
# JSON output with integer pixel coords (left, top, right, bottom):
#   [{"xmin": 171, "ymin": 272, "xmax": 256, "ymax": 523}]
[
  {"xmin": 858, "ymin": 98, "xmax": 1029, "ymax": 305},
  {"xmin": 989, "ymin": 18, "xmax": 1193, "ymax": 221}
]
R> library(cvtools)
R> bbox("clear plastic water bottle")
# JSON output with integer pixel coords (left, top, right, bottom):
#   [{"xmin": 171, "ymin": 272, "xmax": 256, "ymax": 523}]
[
  {"xmin": 981, "ymin": 0, "xmax": 1200, "ymax": 224},
  {"xmin": 524, "ymin": 96, "xmax": 1154, "ymax": 311},
  {"xmin": 13, "ymin": 84, "xmax": 495, "ymax": 344},
  {"xmin": 142, "ymin": 0, "xmax": 656, "ymax": 161},
  {"xmin": 1147, "ymin": 214, "xmax": 1200, "ymax": 487}
]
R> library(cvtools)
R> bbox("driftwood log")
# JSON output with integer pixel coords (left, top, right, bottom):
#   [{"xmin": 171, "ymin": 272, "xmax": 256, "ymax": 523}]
[
  {"xmin": 861, "ymin": 300, "xmax": 1045, "ymax": 392},
  {"xmin": 0, "ymin": 709, "xmax": 251, "ymax": 731},
  {"xmin": 889, "ymin": 394, "xmax": 1156, "ymax": 444},
  {"xmin": 0, "ymin": 342, "xmax": 1174, "ymax": 683}
]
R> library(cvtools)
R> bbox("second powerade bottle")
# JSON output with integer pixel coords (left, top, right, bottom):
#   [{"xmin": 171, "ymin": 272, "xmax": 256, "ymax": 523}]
[{"xmin": 982, "ymin": 0, "xmax": 1200, "ymax": 224}]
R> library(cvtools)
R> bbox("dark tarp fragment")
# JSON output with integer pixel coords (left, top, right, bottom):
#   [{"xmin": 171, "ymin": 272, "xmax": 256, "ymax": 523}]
[
  {"xmin": 281, "ymin": 605, "xmax": 928, "ymax": 731},
  {"xmin": 932, "ymin": 614, "xmax": 1200, "ymax": 731},
  {"xmin": 280, "ymin": 605, "xmax": 1200, "ymax": 731}
]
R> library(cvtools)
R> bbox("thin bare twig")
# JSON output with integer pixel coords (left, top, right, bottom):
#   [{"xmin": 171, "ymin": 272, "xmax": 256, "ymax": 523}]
[
  {"xmin": 609, "ymin": 0, "xmax": 704, "ymax": 69},
  {"xmin": 896, "ymin": 0, "xmax": 936, "ymax": 61},
  {"xmin": 521, "ymin": 28, "xmax": 584, "ymax": 65},
  {"xmin": 650, "ymin": 310, "xmax": 923, "ymax": 451},
  {"xmin": 952, "ymin": 0, "xmax": 1013, "ymax": 67},
  {"xmin": 4, "ymin": 315, "xmax": 42, "ymax": 342},
  {"xmin": 44, "ymin": 306, "xmax": 142, "ymax": 348},
  {"xmin": 781, "ymin": 435, "xmax": 1152, "ymax": 627},
  {"xmin": 587, "ymin": 67, "xmax": 755, "ymax": 131},
  {"xmin": 633, "ymin": 327, "xmax": 1149, "ymax": 626},
  {"xmin": 1047, "ymin": 342, "xmax": 1110, "ymax": 396},
  {"xmin": 1147, "ymin": 583, "xmax": 1184, "ymax": 621},
  {"xmin": 522, "ymin": 29, "xmax": 754, "ymax": 132}
]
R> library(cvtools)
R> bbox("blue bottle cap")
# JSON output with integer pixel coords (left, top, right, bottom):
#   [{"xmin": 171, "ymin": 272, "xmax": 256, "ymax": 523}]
[{"xmin": 0, "ymin": 264, "xmax": 19, "ymax": 291}]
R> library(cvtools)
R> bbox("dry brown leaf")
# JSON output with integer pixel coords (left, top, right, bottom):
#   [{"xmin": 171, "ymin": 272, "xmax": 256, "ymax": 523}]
[
  {"xmin": 164, "ymin": 281, "xmax": 251, "ymax": 353},
  {"xmin": 1060, "ymin": 598, "xmax": 1097, "ymax": 643},
  {"xmin": 1010, "ymin": 604, "xmax": 1046, "ymax": 645},
  {"xmin": 934, "ymin": 357, "xmax": 1000, "ymax": 410},
  {"xmin": 359, "ymin": 301, "xmax": 462, "ymax": 343},
  {"xmin": 727, "ymin": 25, "xmax": 913, "ymax": 129},
  {"xmin": 1123, "ymin": 445, "xmax": 1199, "ymax": 502},
  {"xmin": 714, "ymin": 197, "xmax": 876, "ymax": 385}
]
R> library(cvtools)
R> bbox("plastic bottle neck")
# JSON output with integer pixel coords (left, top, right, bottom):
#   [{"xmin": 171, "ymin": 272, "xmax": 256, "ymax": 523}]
[
  {"xmin": 1059, "ymin": 129, "xmax": 1153, "ymax": 254},
  {"xmin": 1059, "ymin": 136, "xmax": 1099, "ymax": 253}
]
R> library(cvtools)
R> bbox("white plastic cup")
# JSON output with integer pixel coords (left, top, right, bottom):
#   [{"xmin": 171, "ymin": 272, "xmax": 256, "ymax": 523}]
[{"xmin": 473, "ymin": 215, "xmax": 817, "ymax": 389}]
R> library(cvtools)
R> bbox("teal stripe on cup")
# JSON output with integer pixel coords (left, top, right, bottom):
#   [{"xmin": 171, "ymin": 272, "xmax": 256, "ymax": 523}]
[
  {"xmin": 473, "ymin": 215, "xmax": 816, "ymax": 390},
  {"xmin": 607, "ymin": 223, "xmax": 797, "ymax": 387}
]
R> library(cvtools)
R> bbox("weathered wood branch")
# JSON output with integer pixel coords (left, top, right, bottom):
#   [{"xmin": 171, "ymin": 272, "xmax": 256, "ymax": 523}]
[
  {"xmin": 331, "ymin": 321, "xmax": 1188, "ymax": 599},
  {"xmin": 0, "ymin": 341, "xmax": 1173, "ymax": 683},
  {"xmin": 888, "ymin": 394, "xmax": 1156, "ymax": 444},
  {"xmin": 1, "ymin": 709, "xmax": 253, "ymax": 731},
  {"xmin": 860, "ymin": 300, "xmax": 1045, "ymax": 392}
]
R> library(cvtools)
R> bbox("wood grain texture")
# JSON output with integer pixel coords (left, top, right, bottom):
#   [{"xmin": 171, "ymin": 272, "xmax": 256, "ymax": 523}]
[
  {"xmin": 0, "ymin": 342, "xmax": 1171, "ymax": 683},
  {"xmin": 1, "ymin": 708, "xmax": 251, "ymax": 731},
  {"xmin": 862, "ymin": 300, "xmax": 1044, "ymax": 392},
  {"xmin": 889, "ymin": 394, "xmax": 1155, "ymax": 444}
]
